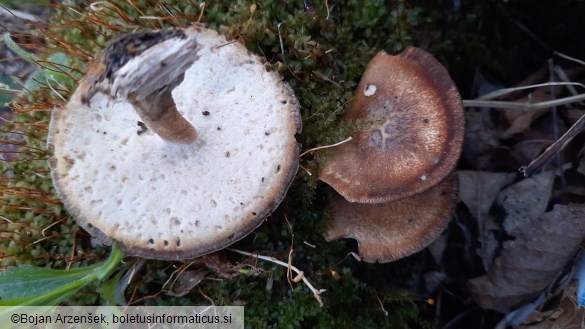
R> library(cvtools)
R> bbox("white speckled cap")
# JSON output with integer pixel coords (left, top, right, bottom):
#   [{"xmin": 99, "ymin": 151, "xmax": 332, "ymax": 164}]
[{"xmin": 48, "ymin": 27, "xmax": 301, "ymax": 260}]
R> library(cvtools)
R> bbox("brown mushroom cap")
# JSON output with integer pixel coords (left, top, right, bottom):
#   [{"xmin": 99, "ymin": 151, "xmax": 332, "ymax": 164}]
[
  {"xmin": 324, "ymin": 173, "xmax": 459, "ymax": 263},
  {"xmin": 48, "ymin": 27, "xmax": 301, "ymax": 260},
  {"xmin": 320, "ymin": 47, "xmax": 464, "ymax": 203}
]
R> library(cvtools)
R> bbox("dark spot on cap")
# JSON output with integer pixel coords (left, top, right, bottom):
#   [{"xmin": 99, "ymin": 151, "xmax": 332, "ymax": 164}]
[
  {"xmin": 102, "ymin": 29, "xmax": 186, "ymax": 82},
  {"xmin": 265, "ymin": 131, "xmax": 271, "ymax": 136},
  {"xmin": 225, "ymin": 151, "xmax": 231, "ymax": 157},
  {"xmin": 276, "ymin": 164, "xmax": 281, "ymax": 173},
  {"xmin": 147, "ymin": 238, "xmax": 154, "ymax": 244},
  {"xmin": 202, "ymin": 111, "xmax": 210, "ymax": 116}
]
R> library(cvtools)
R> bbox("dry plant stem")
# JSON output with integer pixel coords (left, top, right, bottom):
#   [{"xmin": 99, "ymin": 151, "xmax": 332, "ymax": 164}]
[
  {"xmin": 284, "ymin": 213, "xmax": 295, "ymax": 289},
  {"xmin": 476, "ymin": 82, "xmax": 585, "ymax": 101},
  {"xmin": 554, "ymin": 51, "xmax": 585, "ymax": 66},
  {"xmin": 463, "ymin": 93, "xmax": 585, "ymax": 110},
  {"xmin": 228, "ymin": 248, "xmax": 326, "ymax": 307},
  {"xmin": 521, "ymin": 112, "xmax": 585, "ymax": 177},
  {"xmin": 299, "ymin": 137, "xmax": 353, "ymax": 176},
  {"xmin": 299, "ymin": 136, "xmax": 353, "ymax": 157}
]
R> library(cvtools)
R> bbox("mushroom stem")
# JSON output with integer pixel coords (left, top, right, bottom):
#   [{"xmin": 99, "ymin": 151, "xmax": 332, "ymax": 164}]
[
  {"xmin": 87, "ymin": 29, "xmax": 200, "ymax": 144},
  {"xmin": 127, "ymin": 84, "xmax": 197, "ymax": 144}
]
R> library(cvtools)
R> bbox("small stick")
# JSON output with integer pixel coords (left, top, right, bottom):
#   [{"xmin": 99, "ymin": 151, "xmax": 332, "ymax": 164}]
[
  {"xmin": 300, "ymin": 136, "xmax": 353, "ymax": 157},
  {"xmin": 375, "ymin": 294, "xmax": 388, "ymax": 316},
  {"xmin": 554, "ymin": 51, "xmax": 585, "ymax": 66},
  {"xmin": 521, "ymin": 113, "xmax": 585, "ymax": 177},
  {"xmin": 475, "ymin": 82, "xmax": 585, "ymax": 101},
  {"xmin": 197, "ymin": 2, "xmax": 206, "ymax": 23},
  {"xmin": 284, "ymin": 213, "xmax": 295, "ymax": 289},
  {"xmin": 277, "ymin": 21, "xmax": 286, "ymax": 62},
  {"xmin": 228, "ymin": 248, "xmax": 326, "ymax": 307},
  {"xmin": 463, "ymin": 93, "xmax": 585, "ymax": 111}
]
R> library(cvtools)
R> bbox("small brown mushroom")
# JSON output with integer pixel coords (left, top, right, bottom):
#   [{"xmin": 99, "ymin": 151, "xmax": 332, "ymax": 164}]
[
  {"xmin": 320, "ymin": 47, "xmax": 464, "ymax": 262},
  {"xmin": 325, "ymin": 173, "xmax": 459, "ymax": 263},
  {"xmin": 48, "ymin": 27, "xmax": 301, "ymax": 260},
  {"xmin": 320, "ymin": 47, "xmax": 464, "ymax": 203}
]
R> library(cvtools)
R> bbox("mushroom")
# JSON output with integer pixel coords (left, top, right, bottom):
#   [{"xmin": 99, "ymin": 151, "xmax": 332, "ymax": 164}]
[
  {"xmin": 320, "ymin": 47, "xmax": 464, "ymax": 203},
  {"xmin": 320, "ymin": 47, "xmax": 464, "ymax": 262},
  {"xmin": 48, "ymin": 27, "xmax": 302, "ymax": 260},
  {"xmin": 324, "ymin": 173, "xmax": 459, "ymax": 263}
]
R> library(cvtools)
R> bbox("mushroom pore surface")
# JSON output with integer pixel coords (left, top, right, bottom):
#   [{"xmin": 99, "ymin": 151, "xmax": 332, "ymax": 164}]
[
  {"xmin": 320, "ymin": 47, "xmax": 464, "ymax": 203},
  {"xmin": 48, "ymin": 27, "xmax": 301, "ymax": 260}
]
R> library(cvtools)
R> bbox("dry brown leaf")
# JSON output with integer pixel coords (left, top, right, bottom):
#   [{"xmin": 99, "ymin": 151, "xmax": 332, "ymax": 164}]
[
  {"xmin": 498, "ymin": 67, "xmax": 581, "ymax": 139},
  {"xmin": 458, "ymin": 170, "xmax": 517, "ymax": 271},
  {"xmin": 468, "ymin": 203, "xmax": 585, "ymax": 312},
  {"xmin": 166, "ymin": 269, "xmax": 208, "ymax": 297},
  {"xmin": 519, "ymin": 283, "xmax": 585, "ymax": 329},
  {"xmin": 496, "ymin": 171, "xmax": 555, "ymax": 235},
  {"xmin": 458, "ymin": 170, "xmax": 517, "ymax": 224},
  {"xmin": 463, "ymin": 109, "xmax": 500, "ymax": 166}
]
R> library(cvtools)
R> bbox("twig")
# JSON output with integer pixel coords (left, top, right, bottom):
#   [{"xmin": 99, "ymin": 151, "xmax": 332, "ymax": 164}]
[
  {"xmin": 197, "ymin": 2, "xmax": 206, "ymax": 23},
  {"xmin": 548, "ymin": 59, "xmax": 566, "ymax": 187},
  {"xmin": 554, "ymin": 51, "xmax": 585, "ymax": 66},
  {"xmin": 228, "ymin": 248, "xmax": 326, "ymax": 307},
  {"xmin": 284, "ymin": 213, "xmax": 295, "ymax": 289},
  {"xmin": 521, "ymin": 112, "xmax": 585, "ymax": 177},
  {"xmin": 462, "ymin": 93, "xmax": 585, "ymax": 111},
  {"xmin": 277, "ymin": 21, "xmax": 286, "ymax": 62},
  {"xmin": 375, "ymin": 294, "xmax": 388, "ymax": 316},
  {"xmin": 475, "ymin": 82, "xmax": 585, "ymax": 101},
  {"xmin": 300, "ymin": 136, "xmax": 353, "ymax": 157},
  {"xmin": 298, "ymin": 136, "xmax": 353, "ymax": 176},
  {"xmin": 0, "ymin": 214, "xmax": 13, "ymax": 223}
]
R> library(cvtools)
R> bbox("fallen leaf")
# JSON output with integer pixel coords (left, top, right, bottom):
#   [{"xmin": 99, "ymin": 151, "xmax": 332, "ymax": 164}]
[
  {"xmin": 519, "ymin": 282, "xmax": 585, "ymax": 329},
  {"xmin": 166, "ymin": 269, "xmax": 208, "ymax": 297},
  {"xmin": 458, "ymin": 170, "xmax": 517, "ymax": 225},
  {"xmin": 468, "ymin": 203, "xmax": 585, "ymax": 312},
  {"xmin": 458, "ymin": 171, "xmax": 518, "ymax": 271},
  {"xmin": 496, "ymin": 171, "xmax": 555, "ymax": 235}
]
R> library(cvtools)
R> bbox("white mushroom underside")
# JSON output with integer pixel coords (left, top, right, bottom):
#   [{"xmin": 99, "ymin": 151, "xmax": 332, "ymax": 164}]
[{"xmin": 49, "ymin": 28, "xmax": 300, "ymax": 258}]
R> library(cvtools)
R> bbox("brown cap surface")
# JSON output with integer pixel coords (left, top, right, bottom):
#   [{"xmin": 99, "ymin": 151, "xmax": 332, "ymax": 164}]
[
  {"xmin": 320, "ymin": 47, "xmax": 464, "ymax": 203},
  {"xmin": 325, "ymin": 173, "xmax": 459, "ymax": 263},
  {"xmin": 48, "ymin": 27, "xmax": 301, "ymax": 260}
]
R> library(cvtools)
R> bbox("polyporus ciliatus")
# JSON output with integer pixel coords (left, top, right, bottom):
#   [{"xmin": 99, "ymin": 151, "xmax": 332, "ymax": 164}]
[
  {"xmin": 321, "ymin": 47, "xmax": 464, "ymax": 262},
  {"xmin": 48, "ymin": 27, "xmax": 301, "ymax": 260}
]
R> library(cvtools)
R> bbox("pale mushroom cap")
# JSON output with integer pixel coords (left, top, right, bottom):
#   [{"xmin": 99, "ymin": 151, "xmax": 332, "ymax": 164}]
[
  {"xmin": 48, "ymin": 27, "xmax": 301, "ymax": 260},
  {"xmin": 320, "ymin": 47, "xmax": 464, "ymax": 203},
  {"xmin": 324, "ymin": 173, "xmax": 459, "ymax": 263}
]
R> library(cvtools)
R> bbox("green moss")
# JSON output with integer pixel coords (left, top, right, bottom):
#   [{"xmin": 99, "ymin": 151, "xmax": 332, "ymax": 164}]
[{"xmin": 0, "ymin": 1, "xmax": 437, "ymax": 327}]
